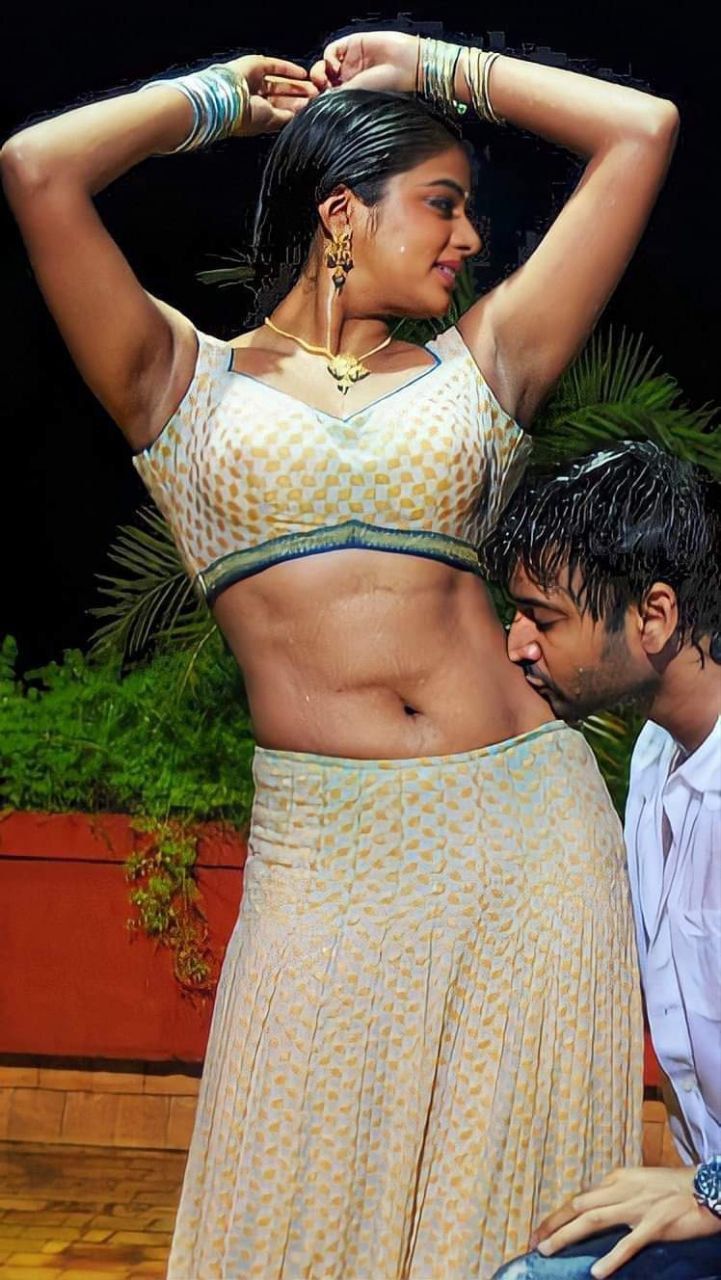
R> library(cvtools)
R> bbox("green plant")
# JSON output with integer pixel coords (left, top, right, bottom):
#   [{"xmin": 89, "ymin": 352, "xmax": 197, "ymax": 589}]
[
  {"xmin": 531, "ymin": 327, "xmax": 720, "ymax": 476},
  {"xmin": 0, "ymin": 632, "xmax": 255, "ymax": 826},
  {"xmin": 91, "ymin": 505, "xmax": 208, "ymax": 661},
  {"xmin": 0, "ymin": 632, "xmax": 254, "ymax": 994},
  {"xmin": 126, "ymin": 816, "xmax": 219, "ymax": 995}
]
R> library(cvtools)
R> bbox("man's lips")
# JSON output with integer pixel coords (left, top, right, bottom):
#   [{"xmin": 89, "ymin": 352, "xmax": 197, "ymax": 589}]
[{"xmin": 523, "ymin": 670, "xmax": 552, "ymax": 696}]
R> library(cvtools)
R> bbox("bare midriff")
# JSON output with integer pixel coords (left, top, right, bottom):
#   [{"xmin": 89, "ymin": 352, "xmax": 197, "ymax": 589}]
[{"xmin": 213, "ymin": 549, "xmax": 554, "ymax": 758}]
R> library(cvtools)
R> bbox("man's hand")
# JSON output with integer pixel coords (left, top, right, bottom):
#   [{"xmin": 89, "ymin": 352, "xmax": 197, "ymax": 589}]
[{"xmin": 532, "ymin": 1166, "xmax": 721, "ymax": 1278}]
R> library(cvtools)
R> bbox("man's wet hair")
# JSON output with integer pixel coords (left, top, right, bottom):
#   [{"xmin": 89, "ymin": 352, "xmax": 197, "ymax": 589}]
[{"xmin": 482, "ymin": 441, "xmax": 721, "ymax": 656}]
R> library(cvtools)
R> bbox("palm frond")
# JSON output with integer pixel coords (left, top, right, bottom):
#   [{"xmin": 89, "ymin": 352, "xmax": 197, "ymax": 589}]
[
  {"xmin": 580, "ymin": 708, "xmax": 645, "ymax": 812},
  {"xmin": 562, "ymin": 327, "xmax": 660, "ymax": 406},
  {"xmin": 533, "ymin": 327, "xmax": 720, "ymax": 475},
  {"xmin": 197, "ymin": 264, "xmax": 255, "ymax": 288},
  {"xmin": 196, "ymin": 249, "xmax": 255, "ymax": 289},
  {"xmin": 173, "ymin": 623, "xmax": 219, "ymax": 702},
  {"xmin": 90, "ymin": 507, "xmax": 209, "ymax": 662}
]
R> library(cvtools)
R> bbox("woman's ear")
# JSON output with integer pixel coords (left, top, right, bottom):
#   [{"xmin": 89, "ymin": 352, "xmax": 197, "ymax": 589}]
[
  {"xmin": 317, "ymin": 187, "xmax": 352, "ymax": 238},
  {"xmin": 638, "ymin": 581, "xmax": 679, "ymax": 655}
]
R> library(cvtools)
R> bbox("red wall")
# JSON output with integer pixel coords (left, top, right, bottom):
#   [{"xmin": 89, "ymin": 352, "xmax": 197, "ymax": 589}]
[{"xmin": 0, "ymin": 813, "xmax": 246, "ymax": 1062}]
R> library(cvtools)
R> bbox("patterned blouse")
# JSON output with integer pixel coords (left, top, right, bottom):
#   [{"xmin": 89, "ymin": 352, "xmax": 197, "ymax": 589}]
[{"xmin": 133, "ymin": 324, "xmax": 531, "ymax": 605}]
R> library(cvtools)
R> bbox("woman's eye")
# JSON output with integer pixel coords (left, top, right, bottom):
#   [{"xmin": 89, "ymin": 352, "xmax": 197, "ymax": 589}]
[
  {"xmin": 429, "ymin": 198, "xmax": 455, "ymax": 216},
  {"xmin": 535, "ymin": 621, "xmax": 555, "ymax": 633}
]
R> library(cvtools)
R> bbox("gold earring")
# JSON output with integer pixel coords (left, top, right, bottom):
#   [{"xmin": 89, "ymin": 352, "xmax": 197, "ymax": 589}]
[{"xmin": 324, "ymin": 224, "xmax": 354, "ymax": 291}]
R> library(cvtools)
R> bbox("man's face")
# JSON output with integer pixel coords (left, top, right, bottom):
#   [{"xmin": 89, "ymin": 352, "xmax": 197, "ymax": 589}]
[{"xmin": 507, "ymin": 565, "xmax": 658, "ymax": 721}]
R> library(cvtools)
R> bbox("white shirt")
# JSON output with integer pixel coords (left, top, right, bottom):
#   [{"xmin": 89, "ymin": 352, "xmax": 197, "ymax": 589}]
[{"xmin": 625, "ymin": 715, "xmax": 721, "ymax": 1163}]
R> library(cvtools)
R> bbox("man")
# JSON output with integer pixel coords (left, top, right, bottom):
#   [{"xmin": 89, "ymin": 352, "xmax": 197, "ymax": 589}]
[{"xmin": 483, "ymin": 442, "xmax": 721, "ymax": 1280}]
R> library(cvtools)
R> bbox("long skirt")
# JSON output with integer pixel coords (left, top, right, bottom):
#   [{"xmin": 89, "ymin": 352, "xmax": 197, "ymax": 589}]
[{"xmin": 168, "ymin": 720, "xmax": 642, "ymax": 1280}]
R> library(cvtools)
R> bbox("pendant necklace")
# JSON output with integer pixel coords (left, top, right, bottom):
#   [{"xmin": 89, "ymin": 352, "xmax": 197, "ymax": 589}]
[{"xmin": 264, "ymin": 317, "xmax": 394, "ymax": 397}]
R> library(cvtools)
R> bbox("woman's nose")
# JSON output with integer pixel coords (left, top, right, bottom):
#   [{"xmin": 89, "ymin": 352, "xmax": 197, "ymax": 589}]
[{"xmin": 457, "ymin": 215, "xmax": 482, "ymax": 257}]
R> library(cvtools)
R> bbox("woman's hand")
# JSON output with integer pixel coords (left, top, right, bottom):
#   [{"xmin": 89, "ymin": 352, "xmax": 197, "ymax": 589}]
[
  {"xmin": 531, "ymin": 1166, "xmax": 721, "ymax": 1278},
  {"xmin": 224, "ymin": 55, "xmax": 319, "ymax": 135},
  {"xmin": 310, "ymin": 32, "xmax": 419, "ymax": 96}
]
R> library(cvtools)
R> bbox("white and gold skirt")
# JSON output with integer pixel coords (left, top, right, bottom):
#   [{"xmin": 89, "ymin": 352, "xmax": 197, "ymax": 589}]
[{"xmin": 168, "ymin": 721, "xmax": 642, "ymax": 1280}]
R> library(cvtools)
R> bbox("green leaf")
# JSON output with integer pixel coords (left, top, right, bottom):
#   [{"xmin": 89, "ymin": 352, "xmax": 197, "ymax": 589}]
[
  {"xmin": 533, "ymin": 327, "xmax": 720, "ymax": 476},
  {"xmin": 90, "ymin": 507, "xmax": 209, "ymax": 662}
]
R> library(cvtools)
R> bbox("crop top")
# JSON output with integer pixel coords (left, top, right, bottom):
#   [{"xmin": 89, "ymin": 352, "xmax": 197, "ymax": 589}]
[{"xmin": 132, "ymin": 324, "xmax": 531, "ymax": 605}]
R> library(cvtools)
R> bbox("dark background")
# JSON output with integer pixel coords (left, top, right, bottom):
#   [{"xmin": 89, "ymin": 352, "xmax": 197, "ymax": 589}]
[{"xmin": 2, "ymin": 2, "xmax": 719, "ymax": 668}]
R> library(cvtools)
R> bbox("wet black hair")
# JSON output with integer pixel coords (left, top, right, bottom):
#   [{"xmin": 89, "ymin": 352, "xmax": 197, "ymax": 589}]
[
  {"xmin": 249, "ymin": 89, "xmax": 464, "ymax": 313},
  {"xmin": 482, "ymin": 441, "xmax": 721, "ymax": 656}
]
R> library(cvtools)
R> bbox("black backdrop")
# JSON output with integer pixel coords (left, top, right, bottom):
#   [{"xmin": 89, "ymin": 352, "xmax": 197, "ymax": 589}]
[{"xmin": 2, "ymin": 1, "xmax": 719, "ymax": 667}]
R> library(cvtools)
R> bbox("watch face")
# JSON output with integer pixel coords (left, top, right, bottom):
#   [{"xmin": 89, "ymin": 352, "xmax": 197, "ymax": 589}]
[{"xmin": 694, "ymin": 1156, "xmax": 721, "ymax": 1218}]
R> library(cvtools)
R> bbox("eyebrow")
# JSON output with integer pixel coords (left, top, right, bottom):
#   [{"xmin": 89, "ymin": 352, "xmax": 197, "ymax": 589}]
[
  {"xmin": 510, "ymin": 594, "xmax": 567, "ymax": 613},
  {"xmin": 422, "ymin": 179, "xmax": 470, "ymax": 200}
]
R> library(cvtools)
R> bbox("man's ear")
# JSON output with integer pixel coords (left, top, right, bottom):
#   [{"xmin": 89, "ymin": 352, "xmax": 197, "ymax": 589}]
[{"xmin": 638, "ymin": 582, "xmax": 679, "ymax": 655}]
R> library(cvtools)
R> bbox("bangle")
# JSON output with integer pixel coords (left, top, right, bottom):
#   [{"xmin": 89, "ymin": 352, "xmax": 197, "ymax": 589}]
[
  {"xmin": 418, "ymin": 38, "xmax": 467, "ymax": 116},
  {"xmin": 139, "ymin": 64, "xmax": 251, "ymax": 154},
  {"xmin": 463, "ymin": 47, "xmax": 505, "ymax": 126}
]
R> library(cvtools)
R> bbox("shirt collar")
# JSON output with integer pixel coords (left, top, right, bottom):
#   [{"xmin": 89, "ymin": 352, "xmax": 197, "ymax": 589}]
[
  {"xmin": 670, "ymin": 715, "xmax": 721, "ymax": 796},
  {"xmin": 632, "ymin": 716, "xmax": 721, "ymax": 800}
]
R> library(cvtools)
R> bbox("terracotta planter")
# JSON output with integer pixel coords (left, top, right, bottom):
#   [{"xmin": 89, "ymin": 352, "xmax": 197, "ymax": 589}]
[
  {"xmin": 1, "ymin": 810, "xmax": 661, "ymax": 1086},
  {"xmin": 0, "ymin": 812, "xmax": 246, "ymax": 1063}
]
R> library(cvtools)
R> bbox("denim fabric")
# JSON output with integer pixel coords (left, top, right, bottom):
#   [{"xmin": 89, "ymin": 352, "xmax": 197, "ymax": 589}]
[{"xmin": 493, "ymin": 1229, "xmax": 721, "ymax": 1280}]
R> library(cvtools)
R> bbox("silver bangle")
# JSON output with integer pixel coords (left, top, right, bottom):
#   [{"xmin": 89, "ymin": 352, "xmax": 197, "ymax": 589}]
[
  {"xmin": 462, "ymin": 47, "xmax": 505, "ymax": 126},
  {"xmin": 418, "ymin": 38, "xmax": 467, "ymax": 116},
  {"xmin": 482, "ymin": 51, "xmax": 504, "ymax": 126},
  {"xmin": 139, "ymin": 64, "xmax": 250, "ymax": 154}
]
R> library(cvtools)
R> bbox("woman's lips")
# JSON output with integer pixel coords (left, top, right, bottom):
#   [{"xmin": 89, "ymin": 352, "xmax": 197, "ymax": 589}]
[{"xmin": 434, "ymin": 264, "xmax": 458, "ymax": 286}]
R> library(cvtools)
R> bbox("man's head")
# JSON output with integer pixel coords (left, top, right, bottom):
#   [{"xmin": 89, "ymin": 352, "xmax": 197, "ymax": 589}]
[{"xmin": 482, "ymin": 442, "xmax": 721, "ymax": 721}]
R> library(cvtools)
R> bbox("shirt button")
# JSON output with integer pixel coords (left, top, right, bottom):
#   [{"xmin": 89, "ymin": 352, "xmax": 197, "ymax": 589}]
[{"xmin": 679, "ymin": 1071, "xmax": 697, "ymax": 1092}]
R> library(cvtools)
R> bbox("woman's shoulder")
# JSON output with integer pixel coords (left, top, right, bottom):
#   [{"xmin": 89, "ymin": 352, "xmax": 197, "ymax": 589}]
[
  {"xmin": 428, "ymin": 324, "xmax": 526, "ymax": 434},
  {"xmin": 131, "ymin": 323, "xmax": 232, "ymax": 463},
  {"xmin": 425, "ymin": 323, "xmax": 469, "ymax": 360}
]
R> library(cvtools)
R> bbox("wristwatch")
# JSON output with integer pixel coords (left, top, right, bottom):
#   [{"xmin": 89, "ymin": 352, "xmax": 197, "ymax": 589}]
[{"xmin": 693, "ymin": 1155, "xmax": 721, "ymax": 1218}]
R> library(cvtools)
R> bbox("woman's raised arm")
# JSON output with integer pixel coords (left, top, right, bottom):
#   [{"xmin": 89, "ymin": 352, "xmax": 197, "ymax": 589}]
[
  {"xmin": 313, "ymin": 32, "xmax": 678, "ymax": 428},
  {"xmin": 0, "ymin": 56, "xmax": 315, "ymax": 450},
  {"xmin": 454, "ymin": 51, "xmax": 679, "ymax": 427}
]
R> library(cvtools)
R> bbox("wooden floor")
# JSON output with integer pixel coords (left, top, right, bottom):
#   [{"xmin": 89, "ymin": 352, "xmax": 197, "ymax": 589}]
[{"xmin": 0, "ymin": 1142, "xmax": 184, "ymax": 1279}]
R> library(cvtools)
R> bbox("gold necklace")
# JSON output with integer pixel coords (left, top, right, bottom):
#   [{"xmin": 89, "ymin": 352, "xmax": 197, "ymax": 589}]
[{"xmin": 264, "ymin": 317, "xmax": 393, "ymax": 396}]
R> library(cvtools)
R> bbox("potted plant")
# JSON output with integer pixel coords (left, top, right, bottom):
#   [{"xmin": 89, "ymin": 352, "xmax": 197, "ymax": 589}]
[{"xmin": 0, "ymin": 635, "xmax": 254, "ymax": 1060}]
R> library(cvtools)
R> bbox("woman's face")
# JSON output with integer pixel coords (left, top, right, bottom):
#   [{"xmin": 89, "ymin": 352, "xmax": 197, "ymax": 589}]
[{"xmin": 348, "ymin": 145, "xmax": 482, "ymax": 318}]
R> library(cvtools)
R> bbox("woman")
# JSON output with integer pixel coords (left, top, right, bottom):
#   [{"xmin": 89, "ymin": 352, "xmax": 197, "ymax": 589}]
[{"xmin": 1, "ymin": 30, "xmax": 678, "ymax": 1279}]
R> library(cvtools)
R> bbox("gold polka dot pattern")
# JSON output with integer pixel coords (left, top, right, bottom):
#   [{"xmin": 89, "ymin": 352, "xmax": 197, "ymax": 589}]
[
  {"xmin": 168, "ymin": 722, "xmax": 643, "ymax": 1279},
  {"xmin": 132, "ymin": 327, "xmax": 532, "ymax": 602}
]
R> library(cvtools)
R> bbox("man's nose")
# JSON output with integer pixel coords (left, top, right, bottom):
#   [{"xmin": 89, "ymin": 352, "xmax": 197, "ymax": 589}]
[{"xmin": 507, "ymin": 612, "xmax": 542, "ymax": 664}]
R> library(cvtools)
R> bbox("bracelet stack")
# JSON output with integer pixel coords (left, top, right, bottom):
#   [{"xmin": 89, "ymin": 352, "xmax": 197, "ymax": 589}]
[
  {"xmin": 417, "ymin": 37, "xmax": 504, "ymax": 126},
  {"xmin": 417, "ymin": 38, "xmax": 466, "ymax": 115},
  {"xmin": 139, "ymin": 64, "xmax": 251, "ymax": 153},
  {"xmin": 463, "ymin": 46, "xmax": 504, "ymax": 125}
]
